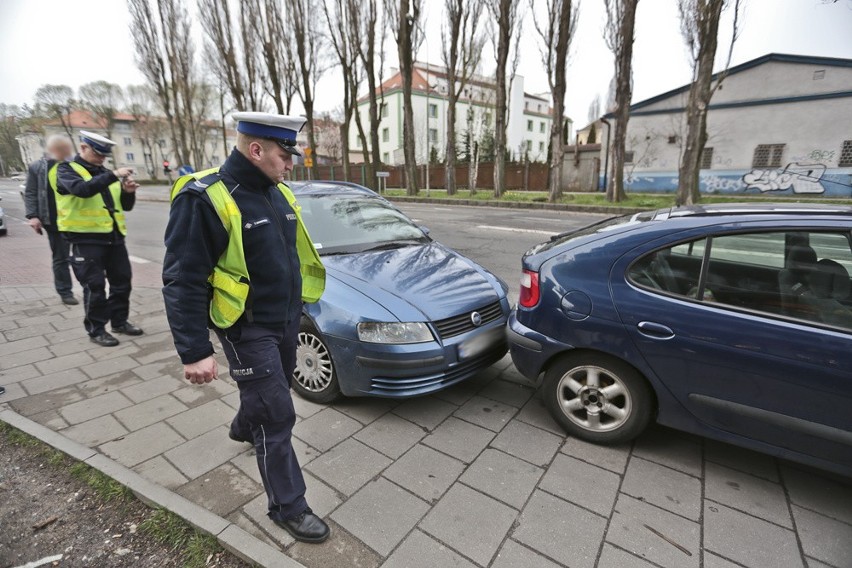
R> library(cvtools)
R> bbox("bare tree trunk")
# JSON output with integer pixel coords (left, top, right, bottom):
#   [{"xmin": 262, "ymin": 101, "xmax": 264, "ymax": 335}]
[
  {"xmin": 387, "ymin": 0, "xmax": 421, "ymax": 195},
  {"xmin": 676, "ymin": 0, "xmax": 739, "ymax": 205},
  {"xmin": 351, "ymin": 0, "xmax": 385, "ymax": 189},
  {"xmin": 604, "ymin": 0, "xmax": 638, "ymax": 203},
  {"xmin": 489, "ymin": 0, "xmax": 519, "ymax": 198}
]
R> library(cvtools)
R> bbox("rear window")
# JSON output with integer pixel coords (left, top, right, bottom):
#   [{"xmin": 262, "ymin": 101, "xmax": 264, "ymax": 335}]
[{"xmin": 532, "ymin": 211, "xmax": 657, "ymax": 255}]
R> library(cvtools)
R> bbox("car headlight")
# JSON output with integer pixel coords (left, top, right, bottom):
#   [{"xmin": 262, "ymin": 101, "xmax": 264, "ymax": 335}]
[{"xmin": 357, "ymin": 322, "xmax": 434, "ymax": 344}]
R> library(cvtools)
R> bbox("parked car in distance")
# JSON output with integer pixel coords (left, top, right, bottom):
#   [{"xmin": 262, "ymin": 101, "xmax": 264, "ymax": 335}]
[
  {"xmin": 289, "ymin": 181, "xmax": 509, "ymax": 403},
  {"xmin": 509, "ymin": 204, "xmax": 852, "ymax": 476},
  {"xmin": 0, "ymin": 195, "xmax": 6, "ymax": 236}
]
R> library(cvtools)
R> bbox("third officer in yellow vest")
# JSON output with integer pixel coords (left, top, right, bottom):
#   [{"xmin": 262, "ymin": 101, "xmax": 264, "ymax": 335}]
[
  {"xmin": 162, "ymin": 112, "xmax": 329, "ymax": 544},
  {"xmin": 56, "ymin": 131, "xmax": 143, "ymax": 347}
]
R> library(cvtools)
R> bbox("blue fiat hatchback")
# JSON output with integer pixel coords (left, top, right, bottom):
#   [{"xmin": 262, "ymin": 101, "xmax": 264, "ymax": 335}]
[
  {"xmin": 289, "ymin": 181, "xmax": 509, "ymax": 403},
  {"xmin": 509, "ymin": 204, "xmax": 852, "ymax": 476}
]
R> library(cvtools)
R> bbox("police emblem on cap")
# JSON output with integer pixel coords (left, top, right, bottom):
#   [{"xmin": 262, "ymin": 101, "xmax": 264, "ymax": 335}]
[
  {"xmin": 79, "ymin": 130, "xmax": 117, "ymax": 156},
  {"xmin": 232, "ymin": 112, "xmax": 307, "ymax": 157}
]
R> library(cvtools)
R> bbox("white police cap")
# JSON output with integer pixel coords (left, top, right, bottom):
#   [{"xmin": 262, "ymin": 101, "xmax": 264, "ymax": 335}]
[
  {"xmin": 232, "ymin": 112, "xmax": 306, "ymax": 156},
  {"xmin": 79, "ymin": 130, "xmax": 117, "ymax": 155}
]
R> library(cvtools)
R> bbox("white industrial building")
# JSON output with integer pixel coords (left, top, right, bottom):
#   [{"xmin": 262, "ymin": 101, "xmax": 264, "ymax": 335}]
[
  {"xmin": 597, "ymin": 53, "xmax": 852, "ymax": 196},
  {"xmin": 351, "ymin": 62, "xmax": 567, "ymax": 166}
]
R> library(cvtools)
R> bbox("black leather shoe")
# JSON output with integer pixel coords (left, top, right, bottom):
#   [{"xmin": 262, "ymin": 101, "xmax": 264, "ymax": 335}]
[
  {"xmin": 112, "ymin": 322, "xmax": 144, "ymax": 336},
  {"xmin": 61, "ymin": 295, "xmax": 79, "ymax": 305},
  {"xmin": 228, "ymin": 428, "xmax": 253, "ymax": 444},
  {"xmin": 272, "ymin": 509, "xmax": 330, "ymax": 543},
  {"xmin": 90, "ymin": 332, "xmax": 120, "ymax": 347}
]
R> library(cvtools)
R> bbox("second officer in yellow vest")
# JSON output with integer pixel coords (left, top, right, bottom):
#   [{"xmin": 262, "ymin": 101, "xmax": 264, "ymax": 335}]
[
  {"xmin": 55, "ymin": 131, "xmax": 143, "ymax": 347},
  {"xmin": 162, "ymin": 112, "xmax": 329, "ymax": 544}
]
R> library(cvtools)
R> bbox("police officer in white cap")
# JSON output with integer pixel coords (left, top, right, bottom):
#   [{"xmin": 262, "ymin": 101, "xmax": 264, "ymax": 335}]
[
  {"xmin": 56, "ymin": 131, "xmax": 143, "ymax": 347},
  {"xmin": 162, "ymin": 112, "xmax": 329, "ymax": 543}
]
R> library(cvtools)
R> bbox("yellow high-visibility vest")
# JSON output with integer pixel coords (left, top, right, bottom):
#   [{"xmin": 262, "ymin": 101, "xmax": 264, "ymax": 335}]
[
  {"xmin": 170, "ymin": 168, "xmax": 325, "ymax": 329},
  {"xmin": 50, "ymin": 162, "xmax": 126, "ymax": 235}
]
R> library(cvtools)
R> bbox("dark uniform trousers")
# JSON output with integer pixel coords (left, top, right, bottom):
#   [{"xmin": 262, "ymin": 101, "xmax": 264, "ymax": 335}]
[
  {"xmin": 69, "ymin": 242, "xmax": 133, "ymax": 336},
  {"xmin": 45, "ymin": 226, "xmax": 72, "ymax": 297},
  {"xmin": 215, "ymin": 317, "xmax": 307, "ymax": 521}
]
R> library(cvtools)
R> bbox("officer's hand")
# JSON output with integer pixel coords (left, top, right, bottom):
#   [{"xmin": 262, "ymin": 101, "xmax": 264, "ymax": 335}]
[
  {"xmin": 28, "ymin": 217, "xmax": 43, "ymax": 235},
  {"xmin": 122, "ymin": 178, "xmax": 140, "ymax": 193},
  {"xmin": 184, "ymin": 356, "xmax": 218, "ymax": 385},
  {"xmin": 113, "ymin": 167, "xmax": 134, "ymax": 178}
]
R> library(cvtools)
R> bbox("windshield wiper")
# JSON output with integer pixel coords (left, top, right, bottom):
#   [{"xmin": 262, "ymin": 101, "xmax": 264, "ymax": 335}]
[{"xmin": 361, "ymin": 239, "xmax": 424, "ymax": 252}]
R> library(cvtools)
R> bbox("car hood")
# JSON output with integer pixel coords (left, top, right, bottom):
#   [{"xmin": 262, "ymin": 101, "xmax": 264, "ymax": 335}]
[{"xmin": 321, "ymin": 242, "xmax": 500, "ymax": 322}]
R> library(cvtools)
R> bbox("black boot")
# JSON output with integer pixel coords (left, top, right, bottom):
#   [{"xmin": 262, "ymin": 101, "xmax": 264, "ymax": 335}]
[
  {"xmin": 112, "ymin": 322, "xmax": 144, "ymax": 336},
  {"xmin": 90, "ymin": 332, "xmax": 120, "ymax": 347},
  {"xmin": 272, "ymin": 509, "xmax": 330, "ymax": 543}
]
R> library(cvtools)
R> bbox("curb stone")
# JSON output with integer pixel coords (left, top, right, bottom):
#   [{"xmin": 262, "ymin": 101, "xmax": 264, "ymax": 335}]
[{"xmin": 0, "ymin": 408, "xmax": 306, "ymax": 568}]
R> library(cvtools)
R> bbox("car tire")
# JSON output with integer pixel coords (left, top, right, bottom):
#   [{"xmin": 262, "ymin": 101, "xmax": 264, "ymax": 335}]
[
  {"xmin": 543, "ymin": 353, "xmax": 652, "ymax": 444},
  {"xmin": 0, "ymin": 228, "xmax": 6, "ymax": 236},
  {"xmin": 291, "ymin": 318, "xmax": 341, "ymax": 404}
]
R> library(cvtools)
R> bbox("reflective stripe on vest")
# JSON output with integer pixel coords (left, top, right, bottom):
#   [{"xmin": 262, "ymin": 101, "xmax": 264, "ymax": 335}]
[
  {"xmin": 51, "ymin": 162, "xmax": 126, "ymax": 235},
  {"xmin": 170, "ymin": 168, "xmax": 326, "ymax": 329}
]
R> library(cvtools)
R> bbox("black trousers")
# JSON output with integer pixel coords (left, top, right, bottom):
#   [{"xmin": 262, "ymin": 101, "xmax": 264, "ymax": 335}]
[
  {"xmin": 45, "ymin": 226, "xmax": 72, "ymax": 297},
  {"xmin": 215, "ymin": 319, "xmax": 308, "ymax": 521},
  {"xmin": 69, "ymin": 242, "xmax": 133, "ymax": 336}
]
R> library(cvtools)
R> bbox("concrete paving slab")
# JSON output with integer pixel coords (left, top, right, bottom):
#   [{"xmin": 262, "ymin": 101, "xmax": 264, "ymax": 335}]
[
  {"xmin": 383, "ymin": 530, "xmax": 476, "ymax": 568},
  {"xmin": 76, "ymin": 372, "xmax": 143, "ymax": 398},
  {"xmin": 28, "ymin": 409, "xmax": 68, "ymax": 429},
  {"xmin": 432, "ymin": 379, "xmax": 480, "ymax": 406},
  {"xmin": 20, "ymin": 368, "xmax": 90, "ymax": 396},
  {"xmin": 705, "ymin": 439, "xmax": 780, "ymax": 482},
  {"xmin": 8, "ymin": 385, "xmax": 84, "ymax": 416},
  {"xmin": 705, "ymin": 461, "xmax": 792, "ymax": 527},
  {"xmin": 60, "ymin": 413, "xmax": 129, "ymax": 446},
  {"xmin": 287, "ymin": 520, "xmax": 381, "ymax": 568},
  {"xmin": 59, "ymin": 390, "xmax": 134, "ymax": 425},
  {"xmin": 384, "ymin": 443, "xmax": 465, "ymax": 504},
  {"xmin": 331, "ymin": 478, "xmax": 429, "ymax": 556},
  {"xmin": 177, "ymin": 463, "xmax": 262, "ymax": 517},
  {"xmin": 79, "ymin": 354, "xmax": 139, "ymax": 380},
  {"xmin": 539, "ymin": 454, "xmax": 621, "ymax": 516},
  {"xmin": 632, "ymin": 426, "xmax": 703, "ymax": 478},
  {"xmin": 133, "ymin": 455, "xmax": 189, "ymax": 489},
  {"xmin": 421, "ymin": 417, "xmax": 495, "ymax": 463},
  {"xmin": 514, "ymin": 395, "xmax": 565, "ymax": 436},
  {"xmin": 100, "ymin": 421, "xmax": 186, "ymax": 467},
  {"xmin": 782, "ymin": 465, "xmax": 852, "ymax": 525},
  {"xmin": 0, "ymin": 380, "xmax": 27, "ymax": 402},
  {"xmin": 476, "ymin": 379, "xmax": 534, "ymax": 408},
  {"xmin": 352, "ymin": 412, "xmax": 426, "ymax": 459},
  {"xmin": 242, "ymin": 494, "xmax": 295, "ymax": 548},
  {"xmin": 703, "ymin": 552, "xmax": 745, "ymax": 568},
  {"xmin": 606, "ymin": 493, "xmax": 700, "ymax": 568},
  {"xmin": 291, "ymin": 393, "xmax": 325, "ymax": 419},
  {"xmin": 0, "ymin": 346, "xmax": 53, "ymax": 370},
  {"xmin": 704, "ymin": 501, "xmax": 803, "ymax": 568},
  {"xmin": 0, "ymin": 335, "xmax": 48, "ymax": 357},
  {"xmin": 166, "ymin": 398, "xmax": 233, "ymax": 439},
  {"xmin": 460, "ymin": 448, "xmax": 543, "ymax": 509},
  {"xmin": 514, "ymin": 490, "xmax": 607, "ymax": 568},
  {"xmin": 453, "ymin": 395, "xmax": 518, "ymax": 432},
  {"xmin": 560, "ymin": 436, "xmax": 631, "ymax": 474},
  {"xmin": 792, "ymin": 505, "xmax": 852, "ymax": 568},
  {"xmin": 113, "ymin": 393, "xmax": 188, "ymax": 431},
  {"xmin": 291, "ymin": 436, "xmax": 321, "ymax": 467},
  {"xmin": 0, "ymin": 363, "xmax": 41, "ymax": 383},
  {"xmin": 621, "ymin": 456, "xmax": 702, "ymax": 521},
  {"xmin": 303, "ymin": 472, "xmax": 342, "ymax": 519},
  {"xmin": 218, "ymin": 524, "xmax": 302, "ymax": 568},
  {"xmin": 332, "ymin": 397, "xmax": 397, "ymax": 425},
  {"xmin": 491, "ymin": 539, "xmax": 561, "ymax": 568},
  {"xmin": 305, "ymin": 438, "xmax": 391, "ymax": 496},
  {"xmin": 226, "ymin": 511, "xmax": 280, "ymax": 549},
  {"xmin": 490, "ymin": 419, "xmax": 562, "ymax": 467},
  {"xmin": 121, "ymin": 375, "xmax": 183, "ymax": 403},
  {"xmin": 392, "ymin": 395, "xmax": 458, "ymax": 431},
  {"xmin": 164, "ymin": 426, "xmax": 247, "ymax": 478},
  {"xmin": 598, "ymin": 544, "xmax": 659, "ymax": 568},
  {"xmin": 292, "ymin": 408, "xmax": 363, "ymax": 452},
  {"xmin": 421, "ymin": 483, "xmax": 517, "ymax": 567}
]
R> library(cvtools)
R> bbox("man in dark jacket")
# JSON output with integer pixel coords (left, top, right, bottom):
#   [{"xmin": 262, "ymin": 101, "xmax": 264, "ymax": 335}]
[
  {"xmin": 56, "ymin": 131, "xmax": 143, "ymax": 347},
  {"xmin": 24, "ymin": 135, "xmax": 77, "ymax": 305},
  {"xmin": 162, "ymin": 112, "xmax": 329, "ymax": 544}
]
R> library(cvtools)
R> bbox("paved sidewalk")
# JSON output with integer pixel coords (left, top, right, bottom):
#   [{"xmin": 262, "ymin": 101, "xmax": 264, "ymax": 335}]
[{"xmin": 1, "ymin": 231, "xmax": 851, "ymax": 568}]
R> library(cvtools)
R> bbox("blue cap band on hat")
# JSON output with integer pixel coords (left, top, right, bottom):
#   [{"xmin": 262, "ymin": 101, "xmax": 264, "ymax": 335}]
[
  {"xmin": 81, "ymin": 136, "xmax": 112, "ymax": 155},
  {"xmin": 237, "ymin": 121, "xmax": 298, "ymax": 143}
]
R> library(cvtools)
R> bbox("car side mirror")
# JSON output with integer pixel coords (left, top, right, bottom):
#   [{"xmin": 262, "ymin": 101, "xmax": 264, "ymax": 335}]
[{"xmin": 419, "ymin": 225, "xmax": 431, "ymax": 235}]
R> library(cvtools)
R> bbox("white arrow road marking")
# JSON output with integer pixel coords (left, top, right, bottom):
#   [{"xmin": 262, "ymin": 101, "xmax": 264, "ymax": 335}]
[
  {"xmin": 476, "ymin": 225, "xmax": 556, "ymax": 236},
  {"xmin": 128, "ymin": 255, "xmax": 151, "ymax": 264}
]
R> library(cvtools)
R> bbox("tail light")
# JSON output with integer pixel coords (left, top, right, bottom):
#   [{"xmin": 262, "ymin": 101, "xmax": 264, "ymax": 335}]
[{"xmin": 519, "ymin": 269, "xmax": 540, "ymax": 307}]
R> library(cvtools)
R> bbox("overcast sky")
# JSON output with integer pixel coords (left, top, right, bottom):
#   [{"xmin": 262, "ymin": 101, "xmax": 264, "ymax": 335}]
[{"xmin": 1, "ymin": 0, "xmax": 850, "ymax": 130}]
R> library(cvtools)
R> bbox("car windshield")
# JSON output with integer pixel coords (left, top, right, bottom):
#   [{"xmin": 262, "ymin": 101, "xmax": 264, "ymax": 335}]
[{"xmin": 298, "ymin": 193, "xmax": 429, "ymax": 255}]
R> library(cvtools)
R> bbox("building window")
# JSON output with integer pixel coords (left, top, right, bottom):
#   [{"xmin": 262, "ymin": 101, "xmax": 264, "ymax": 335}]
[
  {"xmin": 428, "ymin": 128, "xmax": 438, "ymax": 144},
  {"xmin": 484, "ymin": 112, "xmax": 491, "ymax": 126},
  {"xmin": 539, "ymin": 122, "xmax": 545, "ymax": 133},
  {"xmin": 537, "ymin": 104, "xmax": 542, "ymax": 112},
  {"xmin": 383, "ymin": 152, "xmax": 390, "ymax": 162},
  {"xmin": 525, "ymin": 140, "xmax": 532, "ymax": 151},
  {"xmin": 428, "ymin": 104, "xmax": 438, "ymax": 118},
  {"xmin": 839, "ymin": 140, "xmax": 852, "ymax": 167},
  {"xmin": 624, "ymin": 151, "xmax": 634, "ymax": 163},
  {"xmin": 381, "ymin": 103, "xmax": 388, "ymax": 118},
  {"xmin": 667, "ymin": 135, "xmax": 678, "ymax": 145},
  {"xmin": 539, "ymin": 141, "xmax": 545, "ymax": 153},
  {"xmin": 382, "ymin": 128, "xmax": 389, "ymax": 142},
  {"xmin": 527, "ymin": 120, "xmax": 533, "ymax": 132},
  {"xmin": 354, "ymin": 137, "xmax": 361, "ymax": 148},
  {"xmin": 700, "ymin": 147, "xmax": 714, "ymax": 169},
  {"xmin": 752, "ymin": 144, "xmax": 785, "ymax": 168},
  {"xmin": 525, "ymin": 102, "xmax": 529, "ymax": 110},
  {"xmin": 125, "ymin": 152, "xmax": 135, "ymax": 162},
  {"xmin": 123, "ymin": 137, "xmax": 132, "ymax": 145}
]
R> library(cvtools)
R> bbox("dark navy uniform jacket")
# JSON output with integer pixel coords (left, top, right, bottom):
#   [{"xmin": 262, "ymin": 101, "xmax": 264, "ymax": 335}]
[
  {"xmin": 56, "ymin": 156, "xmax": 136, "ymax": 244},
  {"xmin": 163, "ymin": 148, "xmax": 302, "ymax": 364}
]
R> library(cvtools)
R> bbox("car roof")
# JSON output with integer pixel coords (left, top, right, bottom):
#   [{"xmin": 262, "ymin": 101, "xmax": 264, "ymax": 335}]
[
  {"xmin": 287, "ymin": 180, "xmax": 377, "ymax": 197},
  {"xmin": 660, "ymin": 203, "xmax": 852, "ymax": 219}
]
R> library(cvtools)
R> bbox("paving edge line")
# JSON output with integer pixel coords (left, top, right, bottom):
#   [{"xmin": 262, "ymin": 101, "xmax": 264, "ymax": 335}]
[
  {"xmin": 0, "ymin": 408, "xmax": 306, "ymax": 568},
  {"xmin": 136, "ymin": 192, "xmax": 648, "ymax": 214}
]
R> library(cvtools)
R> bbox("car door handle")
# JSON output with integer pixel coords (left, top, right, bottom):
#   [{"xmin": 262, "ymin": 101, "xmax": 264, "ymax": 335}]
[{"xmin": 637, "ymin": 321, "xmax": 675, "ymax": 339}]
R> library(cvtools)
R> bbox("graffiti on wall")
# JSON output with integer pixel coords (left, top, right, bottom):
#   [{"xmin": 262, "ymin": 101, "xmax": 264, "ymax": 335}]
[{"xmin": 742, "ymin": 162, "xmax": 827, "ymax": 194}]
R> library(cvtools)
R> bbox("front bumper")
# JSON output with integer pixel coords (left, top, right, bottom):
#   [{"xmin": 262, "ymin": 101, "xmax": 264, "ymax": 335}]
[
  {"xmin": 507, "ymin": 309, "xmax": 574, "ymax": 383},
  {"xmin": 327, "ymin": 321, "xmax": 508, "ymax": 398}
]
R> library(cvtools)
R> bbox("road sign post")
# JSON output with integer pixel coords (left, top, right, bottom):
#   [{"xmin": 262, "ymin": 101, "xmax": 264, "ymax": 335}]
[{"xmin": 376, "ymin": 171, "xmax": 390, "ymax": 194}]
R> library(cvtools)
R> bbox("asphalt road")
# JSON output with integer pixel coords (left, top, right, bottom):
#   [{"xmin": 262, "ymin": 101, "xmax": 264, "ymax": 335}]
[{"xmin": 1, "ymin": 180, "xmax": 608, "ymax": 303}]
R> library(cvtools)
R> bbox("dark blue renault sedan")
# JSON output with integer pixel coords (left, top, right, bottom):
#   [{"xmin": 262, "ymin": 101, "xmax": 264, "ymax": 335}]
[
  {"xmin": 289, "ymin": 181, "xmax": 509, "ymax": 403},
  {"xmin": 509, "ymin": 204, "xmax": 852, "ymax": 476}
]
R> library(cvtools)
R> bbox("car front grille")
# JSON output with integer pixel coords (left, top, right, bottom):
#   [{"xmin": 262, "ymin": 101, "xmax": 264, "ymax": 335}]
[{"xmin": 433, "ymin": 300, "xmax": 504, "ymax": 339}]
